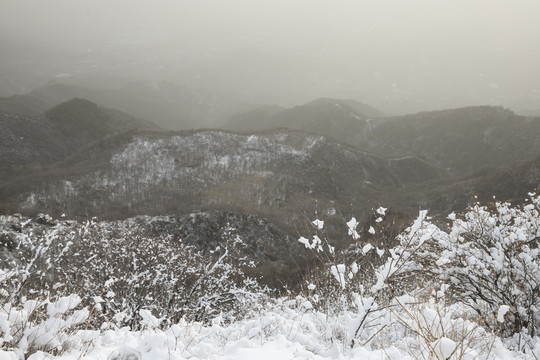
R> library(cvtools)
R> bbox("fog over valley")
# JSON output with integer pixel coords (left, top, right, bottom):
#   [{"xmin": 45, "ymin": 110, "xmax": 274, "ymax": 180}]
[{"xmin": 1, "ymin": 0, "xmax": 540, "ymax": 114}]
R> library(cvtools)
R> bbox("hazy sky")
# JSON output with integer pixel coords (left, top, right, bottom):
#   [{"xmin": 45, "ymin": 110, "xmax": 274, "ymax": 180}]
[{"xmin": 1, "ymin": 0, "xmax": 540, "ymax": 112}]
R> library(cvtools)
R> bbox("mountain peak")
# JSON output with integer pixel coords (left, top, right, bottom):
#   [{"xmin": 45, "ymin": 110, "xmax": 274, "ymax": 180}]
[
  {"xmin": 46, "ymin": 97, "xmax": 100, "ymax": 115},
  {"xmin": 44, "ymin": 98, "xmax": 112, "ymax": 140},
  {"xmin": 302, "ymin": 98, "xmax": 385, "ymax": 118}
]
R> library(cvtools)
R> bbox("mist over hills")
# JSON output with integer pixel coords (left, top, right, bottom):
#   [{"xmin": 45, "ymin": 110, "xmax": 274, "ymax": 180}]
[
  {"xmin": 227, "ymin": 100, "xmax": 540, "ymax": 175},
  {"xmin": 2, "ymin": 95, "xmax": 539, "ymax": 218},
  {"xmin": 227, "ymin": 98, "xmax": 384, "ymax": 145},
  {"xmin": 0, "ymin": 127, "xmax": 441, "ymax": 223},
  {"xmin": 0, "ymin": 80, "xmax": 252, "ymax": 129},
  {"xmin": 0, "ymin": 98, "xmax": 158, "ymax": 179},
  {"xmin": 1, "ymin": 94, "xmax": 539, "ymax": 256},
  {"xmin": 0, "ymin": 72, "xmax": 539, "ymax": 291},
  {"xmin": 358, "ymin": 106, "xmax": 540, "ymax": 175}
]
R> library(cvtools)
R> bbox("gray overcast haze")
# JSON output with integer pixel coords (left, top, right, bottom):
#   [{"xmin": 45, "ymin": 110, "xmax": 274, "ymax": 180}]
[{"xmin": 1, "ymin": 0, "xmax": 539, "ymax": 114}]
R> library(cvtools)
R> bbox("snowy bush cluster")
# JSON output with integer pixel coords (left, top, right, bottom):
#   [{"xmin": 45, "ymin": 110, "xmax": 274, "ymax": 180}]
[
  {"xmin": 1, "ymin": 194, "xmax": 540, "ymax": 359},
  {"xmin": 0, "ymin": 215, "xmax": 267, "ymax": 357},
  {"xmin": 297, "ymin": 194, "xmax": 540, "ymax": 358}
]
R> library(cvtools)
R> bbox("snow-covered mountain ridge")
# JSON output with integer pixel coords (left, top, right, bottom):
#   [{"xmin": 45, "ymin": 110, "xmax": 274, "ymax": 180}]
[
  {"xmin": 12, "ymin": 129, "xmax": 441, "ymax": 222},
  {"xmin": 228, "ymin": 103, "xmax": 540, "ymax": 176}
]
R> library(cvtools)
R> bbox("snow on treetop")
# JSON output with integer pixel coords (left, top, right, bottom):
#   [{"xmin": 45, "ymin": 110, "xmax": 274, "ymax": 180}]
[{"xmin": 312, "ymin": 219, "xmax": 324, "ymax": 230}]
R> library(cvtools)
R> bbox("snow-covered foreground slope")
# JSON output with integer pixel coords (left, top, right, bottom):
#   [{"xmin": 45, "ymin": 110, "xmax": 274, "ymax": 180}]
[
  {"xmin": 2, "ymin": 297, "xmax": 534, "ymax": 360},
  {"xmin": 2, "ymin": 194, "xmax": 540, "ymax": 359}
]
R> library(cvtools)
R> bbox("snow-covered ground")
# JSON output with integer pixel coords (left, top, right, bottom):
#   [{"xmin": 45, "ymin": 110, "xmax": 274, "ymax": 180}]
[
  {"xmin": 2, "ymin": 194, "xmax": 540, "ymax": 359},
  {"xmin": 2, "ymin": 296, "xmax": 535, "ymax": 360}
]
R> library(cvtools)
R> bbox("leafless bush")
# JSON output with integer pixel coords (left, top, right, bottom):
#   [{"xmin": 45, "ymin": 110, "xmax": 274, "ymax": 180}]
[{"xmin": 1, "ymin": 215, "xmax": 269, "ymax": 331}]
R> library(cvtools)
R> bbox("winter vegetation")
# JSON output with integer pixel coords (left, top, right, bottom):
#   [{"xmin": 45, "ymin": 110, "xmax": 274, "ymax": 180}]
[{"xmin": 1, "ymin": 193, "xmax": 539, "ymax": 359}]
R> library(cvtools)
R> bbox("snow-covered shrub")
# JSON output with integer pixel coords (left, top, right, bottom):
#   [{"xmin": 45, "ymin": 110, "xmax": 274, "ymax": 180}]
[
  {"xmin": 297, "ymin": 209, "xmax": 402, "ymax": 347},
  {"xmin": 0, "ymin": 216, "xmax": 268, "ymax": 331},
  {"xmin": 0, "ymin": 269, "xmax": 89, "ymax": 357},
  {"xmin": 380, "ymin": 194, "xmax": 540, "ymax": 339},
  {"xmin": 299, "ymin": 194, "xmax": 540, "ymax": 351},
  {"xmin": 431, "ymin": 195, "xmax": 540, "ymax": 338},
  {"xmin": 388, "ymin": 287, "xmax": 495, "ymax": 360}
]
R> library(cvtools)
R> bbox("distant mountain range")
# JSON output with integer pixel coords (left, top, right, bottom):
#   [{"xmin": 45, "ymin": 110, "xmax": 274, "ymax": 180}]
[
  {"xmin": 228, "ymin": 100, "xmax": 540, "ymax": 176},
  {"xmin": 226, "ymin": 98, "xmax": 384, "ymax": 145},
  {"xmin": 0, "ymin": 126, "xmax": 441, "ymax": 227},
  {"xmin": 0, "ymin": 80, "xmax": 252, "ymax": 129},
  {"xmin": 1, "ymin": 95, "xmax": 540, "ymax": 270},
  {"xmin": 0, "ymin": 98, "xmax": 158, "ymax": 179},
  {"xmin": 358, "ymin": 106, "xmax": 540, "ymax": 175}
]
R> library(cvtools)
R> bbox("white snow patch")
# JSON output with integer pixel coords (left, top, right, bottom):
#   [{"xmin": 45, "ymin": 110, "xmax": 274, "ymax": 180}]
[
  {"xmin": 312, "ymin": 219, "xmax": 324, "ymax": 230},
  {"xmin": 497, "ymin": 305, "xmax": 510, "ymax": 323}
]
